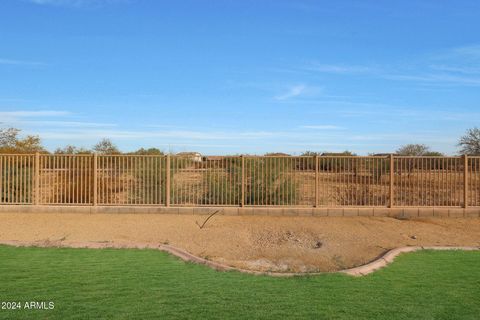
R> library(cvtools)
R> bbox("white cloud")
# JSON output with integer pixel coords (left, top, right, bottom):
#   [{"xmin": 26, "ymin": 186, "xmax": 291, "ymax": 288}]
[
  {"xmin": 5, "ymin": 120, "xmax": 117, "ymax": 128},
  {"xmin": 0, "ymin": 58, "xmax": 45, "ymax": 66},
  {"xmin": 295, "ymin": 45, "xmax": 480, "ymax": 87},
  {"xmin": 35, "ymin": 129, "xmax": 279, "ymax": 141},
  {"xmin": 0, "ymin": 110, "xmax": 70, "ymax": 118},
  {"xmin": 300, "ymin": 125, "xmax": 345, "ymax": 130},
  {"xmin": 305, "ymin": 63, "xmax": 373, "ymax": 74},
  {"xmin": 274, "ymin": 84, "xmax": 323, "ymax": 101},
  {"xmin": 28, "ymin": 0, "xmax": 128, "ymax": 7},
  {"xmin": 274, "ymin": 85, "xmax": 307, "ymax": 100},
  {"xmin": 430, "ymin": 64, "xmax": 480, "ymax": 75},
  {"xmin": 0, "ymin": 110, "xmax": 117, "ymax": 129},
  {"xmin": 451, "ymin": 44, "xmax": 480, "ymax": 59},
  {"xmin": 383, "ymin": 73, "xmax": 480, "ymax": 86}
]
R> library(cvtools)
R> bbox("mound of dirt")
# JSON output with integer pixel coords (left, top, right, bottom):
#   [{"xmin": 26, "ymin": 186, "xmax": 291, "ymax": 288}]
[
  {"xmin": 250, "ymin": 229, "xmax": 323, "ymax": 250},
  {"xmin": 0, "ymin": 212, "xmax": 479, "ymax": 272}
]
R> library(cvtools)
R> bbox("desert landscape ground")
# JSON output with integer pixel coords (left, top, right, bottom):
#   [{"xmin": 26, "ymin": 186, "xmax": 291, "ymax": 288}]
[{"xmin": 1, "ymin": 212, "xmax": 479, "ymax": 273}]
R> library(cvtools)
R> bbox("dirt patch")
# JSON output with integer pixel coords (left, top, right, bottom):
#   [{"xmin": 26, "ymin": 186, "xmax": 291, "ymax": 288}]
[{"xmin": 0, "ymin": 212, "xmax": 479, "ymax": 272}]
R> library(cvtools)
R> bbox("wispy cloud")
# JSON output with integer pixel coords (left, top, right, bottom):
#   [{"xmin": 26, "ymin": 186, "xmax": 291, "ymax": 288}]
[
  {"xmin": 28, "ymin": 0, "xmax": 128, "ymax": 8},
  {"xmin": 383, "ymin": 73, "xmax": 480, "ymax": 86},
  {"xmin": 450, "ymin": 44, "xmax": 480, "ymax": 59},
  {"xmin": 0, "ymin": 110, "xmax": 70, "ymax": 118},
  {"xmin": 300, "ymin": 125, "xmax": 345, "ymax": 130},
  {"xmin": 5, "ymin": 120, "xmax": 117, "ymax": 128},
  {"xmin": 429, "ymin": 64, "xmax": 480, "ymax": 75},
  {"xmin": 0, "ymin": 110, "xmax": 119, "ymax": 129},
  {"xmin": 305, "ymin": 63, "xmax": 373, "ymax": 74},
  {"xmin": 274, "ymin": 85, "xmax": 307, "ymax": 100},
  {"xmin": 274, "ymin": 84, "xmax": 322, "ymax": 101},
  {"xmin": 292, "ymin": 44, "xmax": 480, "ymax": 87},
  {"xmin": 0, "ymin": 58, "xmax": 45, "ymax": 66},
  {"xmin": 35, "ymin": 129, "xmax": 278, "ymax": 141}
]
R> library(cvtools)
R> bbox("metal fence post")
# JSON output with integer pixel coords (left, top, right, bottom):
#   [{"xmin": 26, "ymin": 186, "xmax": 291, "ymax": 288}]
[
  {"xmin": 241, "ymin": 155, "xmax": 245, "ymax": 207},
  {"xmin": 464, "ymin": 154, "xmax": 468, "ymax": 208},
  {"xmin": 314, "ymin": 155, "xmax": 318, "ymax": 207},
  {"xmin": 389, "ymin": 154, "xmax": 394, "ymax": 208},
  {"xmin": 0, "ymin": 156, "xmax": 2, "ymax": 204},
  {"xmin": 166, "ymin": 154, "xmax": 170, "ymax": 207},
  {"xmin": 34, "ymin": 152, "xmax": 40, "ymax": 205},
  {"xmin": 93, "ymin": 153, "xmax": 98, "ymax": 206}
]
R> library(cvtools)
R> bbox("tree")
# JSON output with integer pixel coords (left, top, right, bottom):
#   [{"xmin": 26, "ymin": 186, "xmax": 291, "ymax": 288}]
[
  {"xmin": 0, "ymin": 128, "xmax": 20, "ymax": 148},
  {"xmin": 264, "ymin": 152, "xmax": 291, "ymax": 156},
  {"xmin": 321, "ymin": 151, "xmax": 357, "ymax": 156},
  {"xmin": 14, "ymin": 135, "xmax": 44, "ymax": 153},
  {"xmin": 129, "ymin": 147, "xmax": 164, "ymax": 155},
  {"xmin": 395, "ymin": 144, "xmax": 442, "ymax": 156},
  {"xmin": 54, "ymin": 145, "xmax": 92, "ymax": 154},
  {"xmin": 458, "ymin": 127, "xmax": 480, "ymax": 155},
  {"xmin": 93, "ymin": 138, "xmax": 120, "ymax": 155},
  {"xmin": 300, "ymin": 151, "xmax": 320, "ymax": 157},
  {"xmin": 0, "ymin": 127, "xmax": 44, "ymax": 153},
  {"xmin": 422, "ymin": 151, "xmax": 444, "ymax": 156},
  {"xmin": 396, "ymin": 144, "xmax": 444, "ymax": 174},
  {"xmin": 301, "ymin": 151, "xmax": 357, "ymax": 157}
]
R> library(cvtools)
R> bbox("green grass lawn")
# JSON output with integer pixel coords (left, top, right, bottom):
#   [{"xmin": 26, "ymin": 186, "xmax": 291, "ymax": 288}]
[{"xmin": 0, "ymin": 246, "xmax": 479, "ymax": 320}]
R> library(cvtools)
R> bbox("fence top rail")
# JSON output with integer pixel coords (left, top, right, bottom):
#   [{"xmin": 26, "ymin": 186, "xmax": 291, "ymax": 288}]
[
  {"xmin": 178, "ymin": 155, "xmax": 240, "ymax": 159},
  {"xmin": 97, "ymin": 154, "xmax": 167, "ymax": 158},
  {"xmin": 242, "ymin": 155, "xmax": 389, "ymax": 159},
  {"xmin": 0, "ymin": 153, "xmax": 477, "ymax": 159},
  {"xmin": 40, "ymin": 154, "xmax": 95, "ymax": 157},
  {"xmin": 243, "ymin": 155, "xmax": 314, "ymax": 158},
  {"xmin": 315, "ymin": 156, "xmax": 389, "ymax": 159},
  {"xmin": 394, "ymin": 156, "xmax": 463, "ymax": 159}
]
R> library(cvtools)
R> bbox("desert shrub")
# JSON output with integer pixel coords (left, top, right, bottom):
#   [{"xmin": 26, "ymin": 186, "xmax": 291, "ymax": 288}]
[
  {"xmin": 244, "ymin": 157, "xmax": 298, "ymax": 205},
  {"xmin": 202, "ymin": 158, "xmax": 241, "ymax": 205},
  {"xmin": 0, "ymin": 156, "xmax": 34, "ymax": 203}
]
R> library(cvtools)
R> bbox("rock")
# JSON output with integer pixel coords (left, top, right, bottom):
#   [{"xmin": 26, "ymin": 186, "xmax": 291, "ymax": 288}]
[{"xmin": 314, "ymin": 241, "xmax": 323, "ymax": 249}]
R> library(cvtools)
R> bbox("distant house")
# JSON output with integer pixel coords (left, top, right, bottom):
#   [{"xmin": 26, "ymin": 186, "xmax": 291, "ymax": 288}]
[{"xmin": 176, "ymin": 152, "xmax": 202, "ymax": 162}]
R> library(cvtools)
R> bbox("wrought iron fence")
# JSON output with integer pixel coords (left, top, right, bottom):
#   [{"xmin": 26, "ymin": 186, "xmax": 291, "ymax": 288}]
[{"xmin": 0, "ymin": 154, "xmax": 479, "ymax": 207}]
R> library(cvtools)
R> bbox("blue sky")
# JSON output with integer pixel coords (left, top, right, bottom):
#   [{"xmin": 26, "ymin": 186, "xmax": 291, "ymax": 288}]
[{"xmin": 1, "ymin": 0, "xmax": 480, "ymax": 155}]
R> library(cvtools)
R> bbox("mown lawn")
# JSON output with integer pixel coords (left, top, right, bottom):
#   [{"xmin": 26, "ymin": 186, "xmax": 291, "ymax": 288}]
[{"xmin": 0, "ymin": 246, "xmax": 479, "ymax": 319}]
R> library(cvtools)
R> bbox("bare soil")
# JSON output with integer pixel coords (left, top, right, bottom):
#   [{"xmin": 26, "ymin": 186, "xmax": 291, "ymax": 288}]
[{"xmin": 0, "ymin": 212, "xmax": 479, "ymax": 272}]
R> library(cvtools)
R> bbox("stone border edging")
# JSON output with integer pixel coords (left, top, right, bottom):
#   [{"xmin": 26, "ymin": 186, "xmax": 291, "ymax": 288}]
[
  {"xmin": 153, "ymin": 244, "xmax": 480, "ymax": 277},
  {"xmin": 341, "ymin": 246, "xmax": 480, "ymax": 276},
  {"xmin": 0, "ymin": 240, "xmax": 478, "ymax": 277}
]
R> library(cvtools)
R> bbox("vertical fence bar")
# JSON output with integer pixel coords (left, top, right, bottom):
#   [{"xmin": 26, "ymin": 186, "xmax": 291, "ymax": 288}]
[
  {"xmin": 166, "ymin": 154, "xmax": 170, "ymax": 207},
  {"xmin": 0, "ymin": 156, "xmax": 3, "ymax": 204},
  {"xmin": 93, "ymin": 154, "xmax": 97, "ymax": 206},
  {"xmin": 241, "ymin": 155, "xmax": 245, "ymax": 207},
  {"xmin": 34, "ymin": 152, "xmax": 40, "ymax": 205},
  {"xmin": 314, "ymin": 155, "xmax": 318, "ymax": 207},
  {"xmin": 389, "ymin": 154, "xmax": 394, "ymax": 208},
  {"xmin": 464, "ymin": 154, "xmax": 468, "ymax": 208}
]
